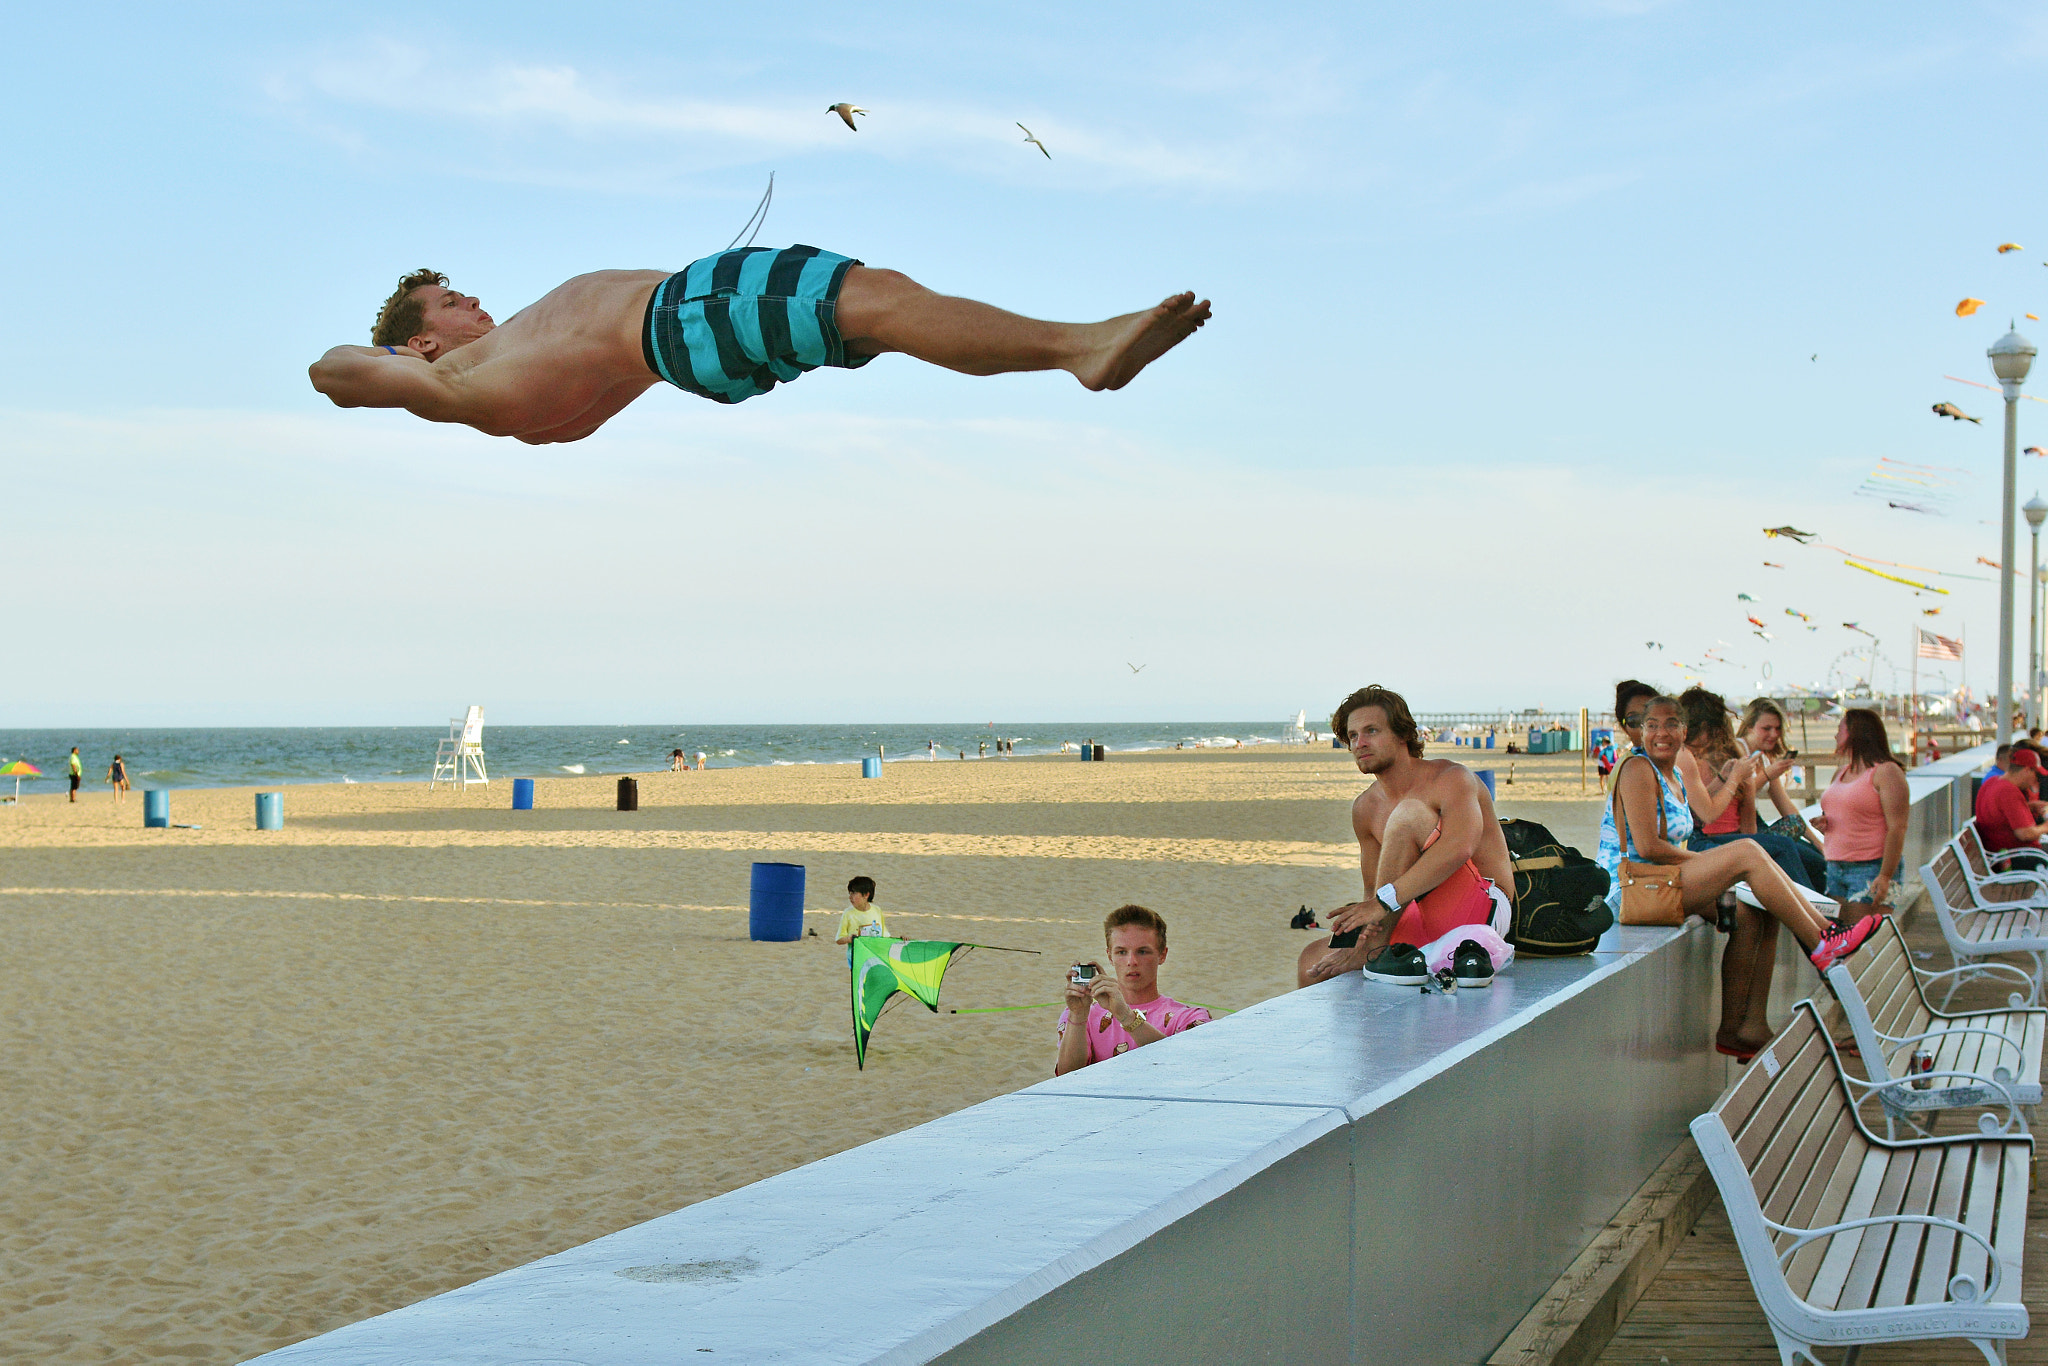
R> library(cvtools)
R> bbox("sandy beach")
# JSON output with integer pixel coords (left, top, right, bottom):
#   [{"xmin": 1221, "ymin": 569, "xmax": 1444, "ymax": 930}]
[{"xmin": 2, "ymin": 745, "xmax": 1602, "ymax": 1362}]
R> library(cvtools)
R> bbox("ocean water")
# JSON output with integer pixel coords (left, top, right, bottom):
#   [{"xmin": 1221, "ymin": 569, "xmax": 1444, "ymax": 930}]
[{"xmin": 0, "ymin": 722, "xmax": 1309, "ymax": 796}]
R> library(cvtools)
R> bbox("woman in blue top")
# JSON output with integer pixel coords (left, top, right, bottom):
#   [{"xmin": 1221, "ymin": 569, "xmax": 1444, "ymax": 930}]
[{"xmin": 1599, "ymin": 695, "xmax": 1879, "ymax": 1061}]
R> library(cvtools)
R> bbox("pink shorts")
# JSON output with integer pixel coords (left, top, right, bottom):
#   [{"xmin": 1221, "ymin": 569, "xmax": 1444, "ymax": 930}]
[{"xmin": 1391, "ymin": 860, "xmax": 1511, "ymax": 945}]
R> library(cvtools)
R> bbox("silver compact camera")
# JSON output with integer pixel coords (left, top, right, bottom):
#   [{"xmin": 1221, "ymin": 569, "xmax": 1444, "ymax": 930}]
[{"xmin": 1069, "ymin": 963, "xmax": 1098, "ymax": 985}]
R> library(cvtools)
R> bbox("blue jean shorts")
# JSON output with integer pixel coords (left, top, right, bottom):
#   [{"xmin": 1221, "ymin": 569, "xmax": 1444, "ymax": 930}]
[{"xmin": 1825, "ymin": 859, "xmax": 1882, "ymax": 903}]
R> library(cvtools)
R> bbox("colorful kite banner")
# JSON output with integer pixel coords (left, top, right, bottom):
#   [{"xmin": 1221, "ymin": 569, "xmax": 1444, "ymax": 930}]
[{"xmin": 1844, "ymin": 559, "xmax": 1950, "ymax": 594}]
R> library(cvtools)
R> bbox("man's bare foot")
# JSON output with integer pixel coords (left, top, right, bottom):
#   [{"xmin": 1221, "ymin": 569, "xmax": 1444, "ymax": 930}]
[{"xmin": 1073, "ymin": 292, "xmax": 1211, "ymax": 391}]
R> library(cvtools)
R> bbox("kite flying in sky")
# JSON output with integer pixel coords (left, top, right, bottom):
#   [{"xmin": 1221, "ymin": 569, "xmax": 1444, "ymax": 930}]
[
  {"xmin": 1933, "ymin": 402, "xmax": 1983, "ymax": 424},
  {"xmin": 1957, "ymin": 297, "xmax": 1987, "ymax": 317},
  {"xmin": 1763, "ymin": 526, "xmax": 1815, "ymax": 542},
  {"xmin": 1764, "ymin": 561, "xmax": 1786, "ymax": 569},
  {"xmin": 2000, "ymin": 243, "xmax": 2024, "ymax": 254}
]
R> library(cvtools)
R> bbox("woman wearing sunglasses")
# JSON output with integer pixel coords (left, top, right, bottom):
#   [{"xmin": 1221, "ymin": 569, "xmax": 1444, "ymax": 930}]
[{"xmin": 1598, "ymin": 695, "xmax": 1879, "ymax": 1059}]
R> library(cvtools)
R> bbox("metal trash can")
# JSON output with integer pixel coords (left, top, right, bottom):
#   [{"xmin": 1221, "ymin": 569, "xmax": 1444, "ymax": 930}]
[
  {"xmin": 255, "ymin": 791, "xmax": 282, "ymax": 830},
  {"xmin": 512, "ymin": 778, "xmax": 535, "ymax": 811},
  {"xmin": 617, "ymin": 776, "xmax": 638, "ymax": 811},
  {"xmin": 749, "ymin": 862, "xmax": 806, "ymax": 942},
  {"xmin": 862, "ymin": 756, "xmax": 882, "ymax": 778},
  {"xmin": 144, "ymin": 789, "xmax": 169, "ymax": 829},
  {"xmin": 1093, "ymin": 744, "xmax": 1106, "ymax": 762}
]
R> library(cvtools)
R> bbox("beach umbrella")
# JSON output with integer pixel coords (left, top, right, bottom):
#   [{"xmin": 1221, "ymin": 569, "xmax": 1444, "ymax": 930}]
[{"xmin": 1, "ymin": 758, "xmax": 41, "ymax": 802}]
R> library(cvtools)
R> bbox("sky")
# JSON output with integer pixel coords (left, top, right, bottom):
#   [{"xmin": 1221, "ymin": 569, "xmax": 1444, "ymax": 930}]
[{"xmin": 8, "ymin": 1, "xmax": 2048, "ymax": 725}]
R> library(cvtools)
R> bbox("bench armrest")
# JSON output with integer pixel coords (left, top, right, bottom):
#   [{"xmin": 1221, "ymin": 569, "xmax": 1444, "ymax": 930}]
[
  {"xmin": 1991, "ymin": 848, "xmax": 2048, "ymax": 868},
  {"xmin": 1763, "ymin": 1213, "xmax": 2006, "ymax": 1303},
  {"xmin": 1919, "ymin": 960, "xmax": 2037, "ymax": 1012},
  {"xmin": 1839, "ymin": 1069, "xmax": 2027, "ymax": 1134}
]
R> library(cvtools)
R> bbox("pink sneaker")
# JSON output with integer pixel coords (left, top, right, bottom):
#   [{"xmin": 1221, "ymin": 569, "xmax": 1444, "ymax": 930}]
[{"xmin": 1809, "ymin": 914, "xmax": 1882, "ymax": 971}]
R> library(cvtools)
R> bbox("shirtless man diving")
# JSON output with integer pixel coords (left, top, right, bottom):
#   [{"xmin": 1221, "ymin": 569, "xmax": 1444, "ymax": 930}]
[
  {"xmin": 1297, "ymin": 685, "xmax": 1516, "ymax": 989},
  {"xmin": 308, "ymin": 244, "xmax": 1212, "ymax": 445}
]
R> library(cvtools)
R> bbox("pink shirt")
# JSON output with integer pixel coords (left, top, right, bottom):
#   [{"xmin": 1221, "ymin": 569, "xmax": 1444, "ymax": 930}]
[
  {"xmin": 1057, "ymin": 995, "xmax": 1211, "ymax": 1066},
  {"xmin": 1820, "ymin": 764, "xmax": 1890, "ymax": 862}
]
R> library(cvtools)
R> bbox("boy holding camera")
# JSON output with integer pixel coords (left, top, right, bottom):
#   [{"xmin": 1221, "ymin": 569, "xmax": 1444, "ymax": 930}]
[{"xmin": 1054, "ymin": 904, "xmax": 1210, "ymax": 1075}]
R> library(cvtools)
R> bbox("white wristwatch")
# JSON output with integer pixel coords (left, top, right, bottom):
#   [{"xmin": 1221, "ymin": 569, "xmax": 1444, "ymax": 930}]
[{"xmin": 1376, "ymin": 883, "xmax": 1402, "ymax": 915}]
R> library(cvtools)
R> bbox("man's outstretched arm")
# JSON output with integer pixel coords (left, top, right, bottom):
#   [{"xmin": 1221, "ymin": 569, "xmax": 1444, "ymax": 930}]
[{"xmin": 308, "ymin": 346, "xmax": 461, "ymax": 421}]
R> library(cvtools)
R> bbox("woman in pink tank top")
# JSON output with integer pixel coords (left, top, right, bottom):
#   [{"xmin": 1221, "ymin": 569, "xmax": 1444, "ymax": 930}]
[{"xmin": 1812, "ymin": 709, "xmax": 1908, "ymax": 906}]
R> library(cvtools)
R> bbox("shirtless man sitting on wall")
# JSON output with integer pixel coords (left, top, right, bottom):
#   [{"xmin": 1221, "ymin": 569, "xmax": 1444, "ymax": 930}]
[
  {"xmin": 1298, "ymin": 684, "xmax": 1516, "ymax": 989},
  {"xmin": 308, "ymin": 245, "xmax": 1211, "ymax": 445}
]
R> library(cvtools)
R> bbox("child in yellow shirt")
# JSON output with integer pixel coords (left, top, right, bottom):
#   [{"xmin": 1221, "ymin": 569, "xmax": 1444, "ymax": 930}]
[{"xmin": 836, "ymin": 876, "xmax": 889, "ymax": 962}]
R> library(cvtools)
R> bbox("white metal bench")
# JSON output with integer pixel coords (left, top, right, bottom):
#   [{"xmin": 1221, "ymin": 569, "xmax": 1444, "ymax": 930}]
[
  {"xmin": 1958, "ymin": 819, "xmax": 2048, "ymax": 901},
  {"xmin": 1823, "ymin": 915, "xmax": 2042, "ymax": 1139},
  {"xmin": 1924, "ymin": 843, "xmax": 2048, "ymax": 1007},
  {"xmin": 1691, "ymin": 999, "xmax": 2031, "ymax": 1365}
]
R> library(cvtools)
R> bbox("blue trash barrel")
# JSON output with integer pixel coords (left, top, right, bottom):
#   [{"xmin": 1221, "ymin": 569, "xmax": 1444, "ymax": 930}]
[
  {"xmin": 862, "ymin": 756, "xmax": 882, "ymax": 779},
  {"xmin": 255, "ymin": 792, "xmax": 282, "ymax": 830},
  {"xmin": 143, "ymin": 789, "xmax": 169, "ymax": 829},
  {"xmin": 512, "ymin": 778, "xmax": 535, "ymax": 811},
  {"xmin": 1475, "ymin": 769, "xmax": 1496, "ymax": 798},
  {"xmin": 1485, "ymin": 735, "xmax": 1495, "ymax": 750},
  {"xmin": 1079, "ymin": 744, "xmax": 1092, "ymax": 761},
  {"xmin": 750, "ymin": 862, "xmax": 806, "ymax": 942}
]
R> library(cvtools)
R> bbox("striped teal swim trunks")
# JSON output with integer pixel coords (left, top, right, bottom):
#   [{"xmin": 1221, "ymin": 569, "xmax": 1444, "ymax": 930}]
[{"xmin": 641, "ymin": 244, "xmax": 871, "ymax": 405}]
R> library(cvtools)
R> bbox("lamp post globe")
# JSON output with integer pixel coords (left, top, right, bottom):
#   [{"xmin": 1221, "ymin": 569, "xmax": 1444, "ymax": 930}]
[
  {"xmin": 1992, "ymin": 330, "xmax": 2038, "ymax": 384},
  {"xmin": 1992, "ymin": 328, "xmax": 2038, "ymax": 748}
]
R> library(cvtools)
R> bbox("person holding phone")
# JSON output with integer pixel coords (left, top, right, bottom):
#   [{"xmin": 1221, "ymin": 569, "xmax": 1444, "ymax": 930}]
[{"xmin": 1055, "ymin": 904, "xmax": 1210, "ymax": 1075}]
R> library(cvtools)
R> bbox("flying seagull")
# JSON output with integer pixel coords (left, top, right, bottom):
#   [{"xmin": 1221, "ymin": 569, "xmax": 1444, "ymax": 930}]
[
  {"xmin": 828, "ymin": 102, "xmax": 868, "ymax": 131},
  {"xmin": 1017, "ymin": 123, "xmax": 1050, "ymax": 158},
  {"xmin": 1127, "ymin": 662, "xmax": 1147, "ymax": 674},
  {"xmin": 1933, "ymin": 401, "xmax": 1983, "ymax": 425},
  {"xmin": 1762, "ymin": 526, "xmax": 1815, "ymax": 542}
]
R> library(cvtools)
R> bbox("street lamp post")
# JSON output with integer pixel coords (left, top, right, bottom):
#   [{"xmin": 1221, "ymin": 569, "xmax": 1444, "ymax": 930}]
[
  {"xmin": 1990, "ymin": 327, "xmax": 2037, "ymax": 750},
  {"xmin": 2028, "ymin": 494, "xmax": 2048, "ymax": 732}
]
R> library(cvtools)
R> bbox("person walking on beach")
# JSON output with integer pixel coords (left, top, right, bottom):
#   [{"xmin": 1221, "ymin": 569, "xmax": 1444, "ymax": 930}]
[
  {"xmin": 308, "ymin": 252, "xmax": 1210, "ymax": 447},
  {"xmin": 105, "ymin": 754, "xmax": 129, "ymax": 802},
  {"xmin": 67, "ymin": 747, "xmax": 82, "ymax": 802},
  {"xmin": 1298, "ymin": 685, "xmax": 1517, "ymax": 989}
]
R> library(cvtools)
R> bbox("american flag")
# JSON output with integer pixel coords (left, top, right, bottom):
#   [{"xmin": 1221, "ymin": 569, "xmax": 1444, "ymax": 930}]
[{"xmin": 1916, "ymin": 628, "xmax": 1963, "ymax": 661}]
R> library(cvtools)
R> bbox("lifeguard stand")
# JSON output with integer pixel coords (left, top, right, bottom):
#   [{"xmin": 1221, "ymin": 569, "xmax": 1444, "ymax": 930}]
[
  {"xmin": 1283, "ymin": 710, "xmax": 1310, "ymax": 743},
  {"xmin": 431, "ymin": 705, "xmax": 489, "ymax": 790}
]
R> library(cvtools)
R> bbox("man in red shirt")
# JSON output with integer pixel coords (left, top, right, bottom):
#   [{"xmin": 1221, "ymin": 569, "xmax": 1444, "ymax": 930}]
[{"xmin": 1975, "ymin": 756, "xmax": 2047, "ymax": 855}]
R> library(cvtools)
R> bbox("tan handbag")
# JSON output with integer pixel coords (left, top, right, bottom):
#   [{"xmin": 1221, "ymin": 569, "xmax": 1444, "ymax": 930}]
[{"xmin": 1613, "ymin": 756, "xmax": 1686, "ymax": 926}]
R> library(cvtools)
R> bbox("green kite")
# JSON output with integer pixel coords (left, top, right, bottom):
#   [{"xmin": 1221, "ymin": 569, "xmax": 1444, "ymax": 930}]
[{"xmin": 850, "ymin": 937, "xmax": 971, "ymax": 1070}]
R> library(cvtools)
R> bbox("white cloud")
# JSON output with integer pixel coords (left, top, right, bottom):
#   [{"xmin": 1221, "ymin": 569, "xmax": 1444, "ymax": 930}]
[{"xmin": 260, "ymin": 40, "xmax": 1273, "ymax": 193}]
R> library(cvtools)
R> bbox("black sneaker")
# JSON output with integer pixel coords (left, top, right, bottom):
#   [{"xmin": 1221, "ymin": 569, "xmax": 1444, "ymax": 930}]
[
  {"xmin": 1364, "ymin": 943, "xmax": 1429, "ymax": 986},
  {"xmin": 1452, "ymin": 940, "xmax": 1494, "ymax": 988}
]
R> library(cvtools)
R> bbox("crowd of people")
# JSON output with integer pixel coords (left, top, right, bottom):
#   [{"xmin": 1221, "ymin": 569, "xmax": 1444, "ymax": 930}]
[{"xmin": 1038, "ymin": 679, "xmax": 1926, "ymax": 1073}]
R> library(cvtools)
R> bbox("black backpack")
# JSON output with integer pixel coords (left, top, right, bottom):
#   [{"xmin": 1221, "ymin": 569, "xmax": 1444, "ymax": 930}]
[{"xmin": 1498, "ymin": 817, "xmax": 1613, "ymax": 956}]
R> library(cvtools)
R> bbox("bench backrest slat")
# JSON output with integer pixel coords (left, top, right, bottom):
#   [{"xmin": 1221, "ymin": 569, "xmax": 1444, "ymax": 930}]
[
  {"xmin": 1961, "ymin": 823, "xmax": 1993, "ymax": 878},
  {"xmin": 1777, "ymin": 1106, "xmax": 1868, "ymax": 1298},
  {"xmin": 1931, "ymin": 845, "xmax": 1971, "ymax": 906}
]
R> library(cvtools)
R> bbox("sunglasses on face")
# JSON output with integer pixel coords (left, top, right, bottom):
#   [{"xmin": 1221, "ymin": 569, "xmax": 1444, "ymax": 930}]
[{"xmin": 1623, "ymin": 713, "xmax": 1647, "ymax": 726}]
